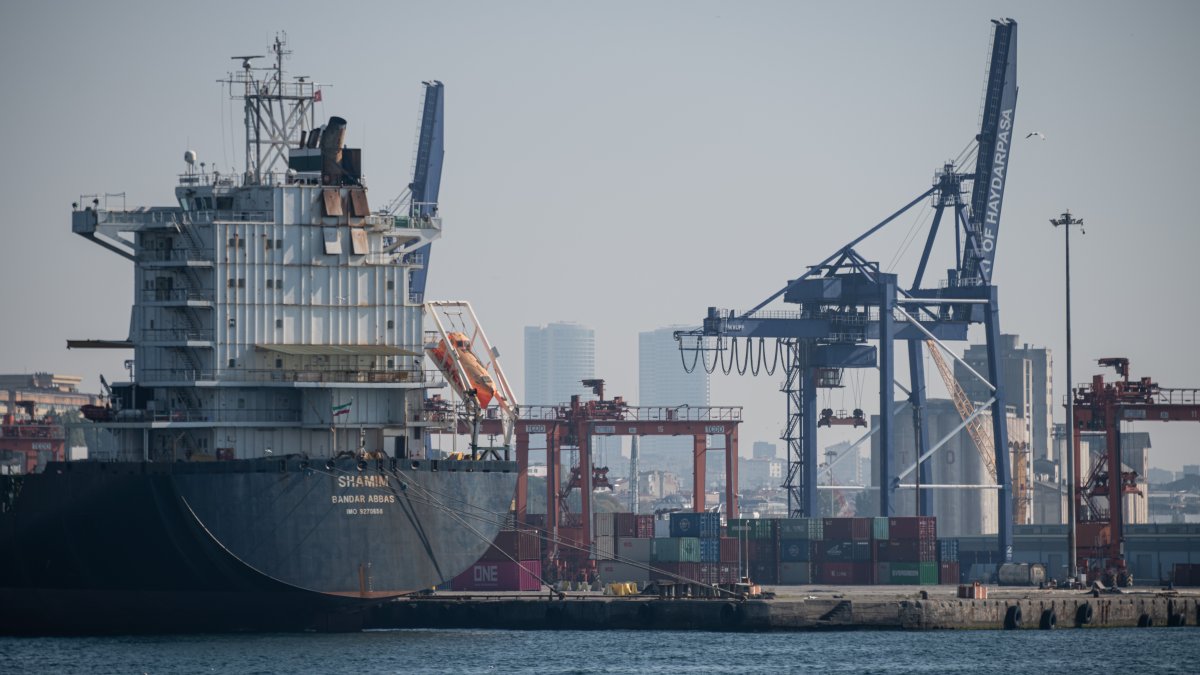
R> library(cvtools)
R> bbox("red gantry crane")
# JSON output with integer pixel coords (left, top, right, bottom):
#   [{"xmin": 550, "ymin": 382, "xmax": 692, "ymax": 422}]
[{"xmin": 1071, "ymin": 357, "xmax": 1200, "ymax": 578}]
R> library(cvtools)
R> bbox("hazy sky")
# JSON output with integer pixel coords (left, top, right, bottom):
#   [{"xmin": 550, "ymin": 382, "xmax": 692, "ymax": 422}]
[{"xmin": 2, "ymin": 1, "xmax": 1198, "ymax": 470}]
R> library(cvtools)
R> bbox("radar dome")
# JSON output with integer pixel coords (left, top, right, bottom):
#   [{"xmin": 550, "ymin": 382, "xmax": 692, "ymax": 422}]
[{"xmin": 184, "ymin": 150, "xmax": 197, "ymax": 165}]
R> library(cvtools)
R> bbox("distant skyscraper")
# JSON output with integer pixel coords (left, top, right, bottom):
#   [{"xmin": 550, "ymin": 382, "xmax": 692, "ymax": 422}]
[
  {"xmin": 523, "ymin": 322, "xmax": 595, "ymax": 405},
  {"xmin": 638, "ymin": 326, "xmax": 710, "ymax": 472}
]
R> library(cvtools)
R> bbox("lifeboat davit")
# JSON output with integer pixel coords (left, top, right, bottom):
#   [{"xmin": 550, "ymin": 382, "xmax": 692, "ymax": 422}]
[{"xmin": 430, "ymin": 332, "xmax": 497, "ymax": 408}]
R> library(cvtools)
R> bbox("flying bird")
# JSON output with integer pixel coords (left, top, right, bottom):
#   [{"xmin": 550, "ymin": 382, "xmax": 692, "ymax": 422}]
[{"xmin": 1025, "ymin": 132, "xmax": 1046, "ymax": 140}]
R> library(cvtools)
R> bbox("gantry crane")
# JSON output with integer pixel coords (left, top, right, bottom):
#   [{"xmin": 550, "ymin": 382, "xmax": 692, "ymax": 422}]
[
  {"xmin": 678, "ymin": 19, "xmax": 1019, "ymax": 561},
  {"xmin": 1071, "ymin": 357, "xmax": 1200, "ymax": 577}
]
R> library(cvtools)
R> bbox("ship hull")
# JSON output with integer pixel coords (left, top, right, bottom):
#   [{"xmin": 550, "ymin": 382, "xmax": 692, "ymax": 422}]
[{"xmin": 0, "ymin": 457, "xmax": 517, "ymax": 634}]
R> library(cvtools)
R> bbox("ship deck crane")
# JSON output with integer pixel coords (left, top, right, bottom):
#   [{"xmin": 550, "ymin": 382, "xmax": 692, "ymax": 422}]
[
  {"xmin": 1071, "ymin": 357, "xmax": 1200, "ymax": 578},
  {"xmin": 677, "ymin": 19, "xmax": 1019, "ymax": 562}
]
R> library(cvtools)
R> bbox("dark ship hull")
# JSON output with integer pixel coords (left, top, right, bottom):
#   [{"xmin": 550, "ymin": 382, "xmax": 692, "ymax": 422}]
[{"xmin": 0, "ymin": 457, "xmax": 517, "ymax": 634}]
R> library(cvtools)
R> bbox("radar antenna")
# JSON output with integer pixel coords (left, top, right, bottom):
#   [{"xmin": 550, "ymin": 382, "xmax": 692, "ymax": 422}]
[{"xmin": 219, "ymin": 33, "xmax": 321, "ymax": 185}]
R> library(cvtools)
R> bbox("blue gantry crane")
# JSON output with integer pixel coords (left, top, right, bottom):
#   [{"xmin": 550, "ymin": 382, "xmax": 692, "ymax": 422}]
[{"xmin": 678, "ymin": 19, "xmax": 1019, "ymax": 561}]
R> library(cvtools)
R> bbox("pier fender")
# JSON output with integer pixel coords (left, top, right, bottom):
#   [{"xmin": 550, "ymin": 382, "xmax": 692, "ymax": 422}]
[
  {"xmin": 1003, "ymin": 604, "xmax": 1023, "ymax": 630},
  {"xmin": 720, "ymin": 602, "xmax": 743, "ymax": 628},
  {"xmin": 637, "ymin": 602, "xmax": 656, "ymax": 626},
  {"xmin": 1075, "ymin": 603, "xmax": 1094, "ymax": 627},
  {"xmin": 1038, "ymin": 608, "xmax": 1056, "ymax": 630},
  {"xmin": 1137, "ymin": 613, "xmax": 1153, "ymax": 628}
]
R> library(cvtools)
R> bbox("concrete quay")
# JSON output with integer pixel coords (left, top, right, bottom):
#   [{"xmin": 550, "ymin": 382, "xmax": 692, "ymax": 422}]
[{"xmin": 368, "ymin": 585, "xmax": 1200, "ymax": 632}]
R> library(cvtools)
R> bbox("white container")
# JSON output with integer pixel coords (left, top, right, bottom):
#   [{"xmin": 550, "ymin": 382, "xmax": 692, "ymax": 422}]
[
  {"xmin": 597, "ymin": 561, "xmax": 650, "ymax": 584},
  {"xmin": 616, "ymin": 537, "xmax": 652, "ymax": 562},
  {"xmin": 591, "ymin": 535, "xmax": 615, "ymax": 560},
  {"xmin": 594, "ymin": 512, "xmax": 616, "ymax": 538}
]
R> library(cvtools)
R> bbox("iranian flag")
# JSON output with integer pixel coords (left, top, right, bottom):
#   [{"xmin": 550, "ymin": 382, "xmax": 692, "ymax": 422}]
[{"xmin": 332, "ymin": 400, "xmax": 352, "ymax": 417}]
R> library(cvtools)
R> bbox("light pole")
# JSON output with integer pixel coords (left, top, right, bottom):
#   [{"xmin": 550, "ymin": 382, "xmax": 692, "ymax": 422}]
[{"xmin": 1051, "ymin": 209, "xmax": 1084, "ymax": 583}]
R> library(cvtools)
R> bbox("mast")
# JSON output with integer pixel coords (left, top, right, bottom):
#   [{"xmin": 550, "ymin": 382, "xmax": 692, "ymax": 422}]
[{"xmin": 221, "ymin": 33, "xmax": 321, "ymax": 185}]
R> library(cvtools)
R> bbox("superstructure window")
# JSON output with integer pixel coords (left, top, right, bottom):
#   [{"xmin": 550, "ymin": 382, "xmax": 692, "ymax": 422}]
[{"xmin": 387, "ymin": 320, "xmax": 394, "ymax": 329}]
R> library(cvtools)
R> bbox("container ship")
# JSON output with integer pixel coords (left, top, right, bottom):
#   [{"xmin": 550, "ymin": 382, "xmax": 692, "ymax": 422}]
[{"xmin": 0, "ymin": 37, "xmax": 519, "ymax": 634}]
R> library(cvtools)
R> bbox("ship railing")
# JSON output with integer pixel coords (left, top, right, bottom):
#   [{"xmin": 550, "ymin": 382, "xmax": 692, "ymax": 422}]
[
  {"xmin": 389, "ymin": 213, "xmax": 442, "ymax": 232},
  {"xmin": 511, "ymin": 405, "xmax": 743, "ymax": 422},
  {"xmin": 112, "ymin": 409, "xmax": 303, "ymax": 423},
  {"xmin": 93, "ymin": 207, "xmax": 184, "ymax": 229},
  {"xmin": 183, "ymin": 210, "xmax": 275, "ymax": 224},
  {"xmin": 141, "ymin": 328, "xmax": 215, "ymax": 341},
  {"xmin": 140, "ymin": 289, "xmax": 213, "ymax": 303},
  {"xmin": 0, "ymin": 424, "xmax": 66, "ymax": 439},
  {"xmin": 137, "ymin": 249, "xmax": 214, "ymax": 263},
  {"xmin": 137, "ymin": 367, "xmax": 433, "ymax": 384}
]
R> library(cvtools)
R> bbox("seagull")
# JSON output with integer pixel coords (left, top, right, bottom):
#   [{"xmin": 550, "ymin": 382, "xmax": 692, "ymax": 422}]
[{"xmin": 1025, "ymin": 132, "xmax": 1046, "ymax": 140}]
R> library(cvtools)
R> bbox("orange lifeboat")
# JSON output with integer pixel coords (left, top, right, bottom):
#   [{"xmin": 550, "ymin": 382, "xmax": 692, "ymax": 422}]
[{"xmin": 430, "ymin": 332, "xmax": 497, "ymax": 408}]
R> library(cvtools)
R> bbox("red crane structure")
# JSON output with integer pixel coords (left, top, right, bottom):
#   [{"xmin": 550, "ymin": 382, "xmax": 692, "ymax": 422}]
[
  {"xmin": 422, "ymin": 379, "xmax": 742, "ymax": 578},
  {"xmin": 1071, "ymin": 357, "xmax": 1200, "ymax": 575}
]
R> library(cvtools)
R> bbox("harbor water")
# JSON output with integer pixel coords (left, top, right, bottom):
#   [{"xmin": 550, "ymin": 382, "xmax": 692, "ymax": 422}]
[{"xmin": 3, "ymin": 627, "xmax": 1197, "ymax": 674}]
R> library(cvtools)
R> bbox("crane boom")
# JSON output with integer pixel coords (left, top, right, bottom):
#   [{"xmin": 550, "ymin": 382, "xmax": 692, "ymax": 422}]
[
  {"xmin": 926, "ymin": 340, "xmax": 996, "ymax": 480},
  {"xmin": 963, "ymin": 19, "xmax": 1018, "ymax": 285},
  {"xmin": 407, "ymin": 81, "xmax": 445, "ymax": 303}
]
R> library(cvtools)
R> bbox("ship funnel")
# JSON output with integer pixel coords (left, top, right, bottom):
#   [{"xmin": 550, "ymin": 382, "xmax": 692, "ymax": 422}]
[{"xmin": 320, "ymin": 116, "xmax": 347, "ymax": 184}]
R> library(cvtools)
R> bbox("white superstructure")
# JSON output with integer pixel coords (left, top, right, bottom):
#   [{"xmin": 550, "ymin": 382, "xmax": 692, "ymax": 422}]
[{"xmin": 70, "ymin": 36, "xmax": 442, "ymax": 462}]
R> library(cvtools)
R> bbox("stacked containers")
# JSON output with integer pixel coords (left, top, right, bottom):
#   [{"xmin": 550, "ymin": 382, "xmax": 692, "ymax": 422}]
[
  {"xmin": 601, "ymin": 536, "xmax": 651, "ymax": 585},
  {"xmin": 592, "ymin": 512, "xmax": 616, "ymax": 561},
  {"xmin": 452, "ymin": 528, "xmax": 543, "ymax": 591},
  {"xmin": 670, "ymin": 512, "xmax": 723, "ymax": 584},
  {"xmin": 875, "ymin": 516, "xmax": 938, "ymax": 585},
  {"xmin": 778, "ymin": 518, "xmax": 823, "ymax": 585},
  {"xmin": 814, "ymin": 518, "xmax": 874, "ymax": 584},
  {"xmin": 938, "ymin": 538, "xmax": 960, "ymax": 584},
  {"xmin": 727, "ymin": 518, "xmax": 779, "ymax": 584}
]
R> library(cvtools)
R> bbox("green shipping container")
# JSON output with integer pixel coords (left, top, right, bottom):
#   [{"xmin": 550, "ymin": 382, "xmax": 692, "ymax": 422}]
[
  {"xmin": 651, "ymin": 537, "xmax": 701, "ymax": 563},
  {"xmin": 778, "ymin": 518, "xmax": 824, "ymax": 540},
  {"xmin": 879, "ymin": 561, "xmax": 939, "ymax": 585},
  {"xmin": 871, "ymin": 517, "xmax": 889, "ymax": 540},
  {"xmin": 726, "ymin": 519, "xmax": 777, "ymax": 540}
]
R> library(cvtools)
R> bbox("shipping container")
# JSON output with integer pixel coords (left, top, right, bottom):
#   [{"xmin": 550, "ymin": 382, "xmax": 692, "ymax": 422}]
[
  {"xmin": 592, "ymin": 535, "xmax": 615, "ymax": 561},
  {"xmin": 939, "ymin": 561, "xmax": 961, "ymax": 585},
  {"xmin": 597, "ymin": 560, "xmax": 650, "ymax": 584},
  {"xmin": 653, "ymin": 518, "xmax": 671, "ymax": 539},
  {"xmin": 614, "ymin": 512, "xmax": 639, "ymax": 538},
  {"xmin": 778, "ymin": 518, "xmax": 823, "ymax": 541},
  {"xmin": 870, "ymin": 517, "xmax": 889, "ymax": 541},
  {"xmin": 480, "ymin": 529, "xmax": 541, "ymax": 562},
  {"xmin": 719, "ymin": 563, "xmax": 740, "ymax": 584},
  {"xmin": 747, "ymin": 539, "xmax": 778, "ymax": 562},
  {"xmin": 937, "ymin": 538, "xmax": 959, "ymax": 562},
  {"xmin": 697, "ymin": 563, "xmax": 721, "ymax": 585},
  {"xmin": 814, "ymin": 540, "xmax": 872, "ymax": 563},
  {"xmin": 887, "ymin": 516, "xmax": 937, "ymax": 540},
  {"xmin": 719, "ymin": 537, "xmax": 740, "ymax": 564},
  {"xmin": 635, "ymin": 514, "xmax": 655, "ymax": 538},
  {"xmin": 749, "ymin": 560, "xmax": 779, "ymax": 585},
  {"xmin": 818, "ymin": 561, "xmax": 873, "ymax": 584},
  {"xmin": 651, "ymin": 537, "xmax": 701, "ymax": 563},
  {"xmin": 1173, "ymin": 563, "xmax": 1200, "ymax": 586},
  {"xmin": 727, "ymin": 518, "xmax": 778, "ymax": 540},
  {"xmin": 594, "ymin": 512, "xmax": 616, "ymax": 539},
  {"xmin": 822, "ymin": 518, "xmax": 854, "ymax": 541},
  {"xmin": 877, "ymin": 561, "xmax": 938, "ymax": 585},
  {"xmin": 874, "ymin": 539, "xmax": 937, "ymax": 562},
  {"xmin": 699, "ymin": 538, "xmax": 721, "ymax": 563},
  {"xmin": 669, "ymin": 511, "xmax": 721, "ymax": 539},
  {"xmin": 522, "ymin": 513, "xmax": 546, "ymax": 529},
  {"xmin": 779, "ymin": 561, "xmax": 814, "ymax": 585},
  {"xmin": 651, "ymin": 561, "xmax": 701, "ymax": 583},
  {"xmin": 616, "ymin": 537, "xmax": 652, "ymax": 562},
  {"xmin": 779, "ymin": 539, "xmax": 814, "ymax": 562},
  {"xmin": 564, "ymin": 512, "xmax": 584, "ymax": 528},
  {"xmin": 451, "ymin": 560, "xmax": 542, "ymax": 592}
]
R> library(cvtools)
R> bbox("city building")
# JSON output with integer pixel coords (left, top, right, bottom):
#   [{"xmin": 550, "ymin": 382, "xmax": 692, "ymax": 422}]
[
  {"xmin": 523, "ymin": 322, "xmax": 595, "ymax": 405},
  {"xmin": 636, "ymin": 326, "xmax": 709, "ymax": 473}
]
